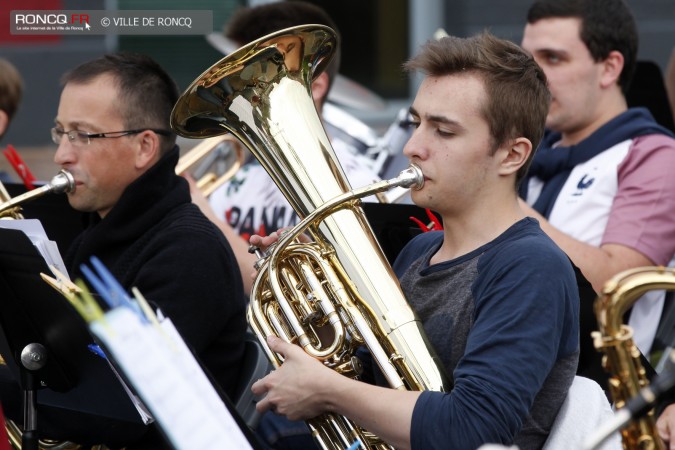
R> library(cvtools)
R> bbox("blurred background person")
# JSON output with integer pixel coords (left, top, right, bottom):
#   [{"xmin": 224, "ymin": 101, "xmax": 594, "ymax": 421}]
[
  {"xmin": 0, "ymin": 58, "xmax": 22, "ymax": 141},
  {"xmin": 519, "ymin": 0, "xmax": 675, "ymax": 381},
  {"xmin": 0, "ymin": 58, "xmax": 24, "ymax": 182}
]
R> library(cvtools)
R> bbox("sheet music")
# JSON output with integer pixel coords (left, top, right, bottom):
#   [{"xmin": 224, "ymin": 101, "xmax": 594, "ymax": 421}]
[
  {"xmin": 0, "ymin": 218, "xmax": 69, "ymax": 277},
  {"xmin": 90, "ymin": 307, "xmax": 254, "ymax": 450}
]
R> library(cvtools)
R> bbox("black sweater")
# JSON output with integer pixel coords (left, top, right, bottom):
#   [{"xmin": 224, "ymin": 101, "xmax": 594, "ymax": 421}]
[{"xmin": 65, "ymin": 146, "xmax": 247, "ymax": 404}]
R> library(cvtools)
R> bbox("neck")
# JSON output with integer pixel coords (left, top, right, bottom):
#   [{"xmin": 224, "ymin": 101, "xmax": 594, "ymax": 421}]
[
  {"xmin": 560, "ymin": 93, "xmax": 627, "ymax": 146},
  {"xmin": 431, "ymin": 194, "xmax": 524, "ymax": 265}
]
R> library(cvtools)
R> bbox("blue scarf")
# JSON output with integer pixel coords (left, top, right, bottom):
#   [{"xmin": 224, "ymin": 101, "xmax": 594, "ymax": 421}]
[{"xmin": 519, "ymin": 107, "xmax": 675, "ymax": 218}]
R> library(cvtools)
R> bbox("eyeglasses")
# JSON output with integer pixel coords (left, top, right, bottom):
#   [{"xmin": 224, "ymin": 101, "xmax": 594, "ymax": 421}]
[{"xmin": 51, "ymin": 127, "xmax": 172, "ymax": 146}]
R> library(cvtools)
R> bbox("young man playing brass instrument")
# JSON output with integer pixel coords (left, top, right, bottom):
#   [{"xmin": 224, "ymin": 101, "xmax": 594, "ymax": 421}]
[{"xmin": 250, "ymin": 32, "xmax": 580, "ymax": 450}]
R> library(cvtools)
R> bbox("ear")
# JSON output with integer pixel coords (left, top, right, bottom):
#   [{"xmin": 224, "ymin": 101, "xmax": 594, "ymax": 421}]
[
  {"xmin": 497, "ymin": 137, "xmax": 532, "ymax": 176},
  {"xmin": 0, "ymin": 110, "xmax": 9, "ymax": 138},
  {"xmin": 599, "ymin": 50, "xmax": 624, "ymax": 89},
  {"xmin": 310, "ymin": 72, "xmax": 330, "ymax": 107},
  {"xmin": 134, "ymin": 130, "xmax": 161, "ymax": 170}
]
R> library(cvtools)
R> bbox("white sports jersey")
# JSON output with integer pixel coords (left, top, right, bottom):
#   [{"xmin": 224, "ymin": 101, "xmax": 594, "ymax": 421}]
[
  {"xmin": 208, "ymin": 132, "xmax": 380, "ymax": 239},
  {"xmin": 526, "ymin": 135, "xmax": 675, "ymax": 355},
  {"xmin": 526, "ymin": 140, "xmax": 631, "ymax": 246}
]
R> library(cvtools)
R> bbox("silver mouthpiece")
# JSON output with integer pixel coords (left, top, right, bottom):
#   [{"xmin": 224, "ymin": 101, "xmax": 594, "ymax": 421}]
[
  {"xmin": 397, "ymin": 164, "xmax": 424, "ymax": 190},
  {"xmin": 49, "ymin": 170, "xmax": 76, "ymax": 194}
]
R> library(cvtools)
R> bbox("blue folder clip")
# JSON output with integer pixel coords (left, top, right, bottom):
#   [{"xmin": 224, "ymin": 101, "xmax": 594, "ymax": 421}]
[{"xmin": 80, "ymin": 256, "xmax": 147, "ymax": 322}]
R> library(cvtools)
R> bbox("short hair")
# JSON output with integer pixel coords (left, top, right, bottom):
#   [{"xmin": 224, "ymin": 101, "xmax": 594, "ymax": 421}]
[
  {"xmin": 527, "ymin": 0, "xmax": 638, "ymax": 94},
  {"xmin": 225, "ymin": 1, "xmax": 340, "ymax": 91},
  {"xmin": 0, "ymin": 58, "xmax": 24, "ymax": 135},
  {"xmin": 60, "ymin": 52, "xmax": 179, "ymax": 154},
  {"xmin": 404, "ymin": 32, "xmax": 551, "ymax": 184}
]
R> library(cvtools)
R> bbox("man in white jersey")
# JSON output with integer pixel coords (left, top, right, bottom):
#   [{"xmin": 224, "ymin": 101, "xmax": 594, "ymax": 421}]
[
  {"xmin": 520, "ymin": 0, "xmax": 675, "ymax": 360},
  {"xmin": 520, "ymin": 2, "xmax": 675, "ymax": 446}
]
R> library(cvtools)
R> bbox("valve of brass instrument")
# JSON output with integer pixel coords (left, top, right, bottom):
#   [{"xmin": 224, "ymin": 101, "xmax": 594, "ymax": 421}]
[
  {"xmin": 334, "ymin": 355, "xmax": 364, "ymax": 379},
  {"xmin": 249, "ymin": 243, "xmax": 271, "ymax": 272}
]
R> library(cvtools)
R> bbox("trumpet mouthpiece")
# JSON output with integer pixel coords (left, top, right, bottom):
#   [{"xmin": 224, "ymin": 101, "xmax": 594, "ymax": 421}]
[
  {"xmin": 50, "ymin": 170, "xmax": 76, "ymax": 194},
  {"xmin": 399, "ymin": 164, "xmax": 424, "ymax": 190}
]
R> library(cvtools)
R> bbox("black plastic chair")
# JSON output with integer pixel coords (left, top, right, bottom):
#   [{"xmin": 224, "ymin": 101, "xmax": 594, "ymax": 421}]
[
  {"xmin": 233, "ymin": 332, "xmax": 273, "ymax": 430},
  {"xmin": 626, "ymin": 60, "xmax": 675, "ymax": 133}
]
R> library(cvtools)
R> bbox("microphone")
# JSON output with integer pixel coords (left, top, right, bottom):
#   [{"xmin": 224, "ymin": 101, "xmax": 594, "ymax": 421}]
[{"xmin": 584, "ymin": 350, "xmax": 675, "ymax": 450}]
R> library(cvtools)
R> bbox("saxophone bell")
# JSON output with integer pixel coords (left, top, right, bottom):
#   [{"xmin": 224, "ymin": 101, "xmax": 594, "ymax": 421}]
[{"xmin": 588, "ymin": 266, "xmax": 675, "ymax": 450}]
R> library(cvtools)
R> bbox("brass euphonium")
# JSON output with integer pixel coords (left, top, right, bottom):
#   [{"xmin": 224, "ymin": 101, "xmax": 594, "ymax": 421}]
[
  {"xmin": 592, "ymin": 266, "xmax": 675, "ymax": 450},
  {"xmin": 171, "ymin": 24, "xmax": 450, "ymax": 450}
]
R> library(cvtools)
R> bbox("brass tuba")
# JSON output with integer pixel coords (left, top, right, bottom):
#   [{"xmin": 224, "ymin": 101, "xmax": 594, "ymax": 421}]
[
  {"xmin": 591, "ymin": 266, "xmax": 675, "ymax": 450},
  {"xmin": 171, "ymin": 24, "xmax": 450, "ymax": 450}
]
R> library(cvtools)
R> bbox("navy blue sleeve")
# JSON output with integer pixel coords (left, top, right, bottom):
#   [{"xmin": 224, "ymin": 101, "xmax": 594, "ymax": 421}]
[{"xmin": 410, "ymin": 236, "xmax": 579, "ymax": 449}]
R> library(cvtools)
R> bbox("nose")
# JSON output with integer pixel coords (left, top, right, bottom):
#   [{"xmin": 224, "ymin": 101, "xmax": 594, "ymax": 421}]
[
  {"xmin": 53, "ymin": 135, "xmax": 76, "ymax": 166},
  {"xmin": 402, "ymin": 127, "xmax": 427, "ymax": 161}
]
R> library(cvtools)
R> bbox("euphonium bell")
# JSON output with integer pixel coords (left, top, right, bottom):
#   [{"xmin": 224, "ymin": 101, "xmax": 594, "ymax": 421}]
[{"xmin": 171, "ymin": 24, "xmax": 450, "ymax": 450}]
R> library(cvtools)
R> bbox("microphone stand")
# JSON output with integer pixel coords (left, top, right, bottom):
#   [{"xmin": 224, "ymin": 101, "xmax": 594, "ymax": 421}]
[{"xmin": 20, "ymin": 344, "xmax": 47, "ymax": 450}]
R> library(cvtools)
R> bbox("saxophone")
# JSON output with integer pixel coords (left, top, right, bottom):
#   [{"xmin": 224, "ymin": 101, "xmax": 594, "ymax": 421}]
[
  {"xmin": 592, "ymin": 266, "xmax": 675, "ymax": 450},
  {"xmin": 171, "ymin": 24, "xmax": 450, "ymax": 450}
]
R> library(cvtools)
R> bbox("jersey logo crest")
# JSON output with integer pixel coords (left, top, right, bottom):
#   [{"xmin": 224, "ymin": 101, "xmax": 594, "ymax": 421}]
[{"xmin": 572, "ymin": 174, "xmax": 595, "ymax": 196}]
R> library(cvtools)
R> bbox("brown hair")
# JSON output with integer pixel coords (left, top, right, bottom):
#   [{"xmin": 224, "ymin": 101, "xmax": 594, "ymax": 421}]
[
  {"xmin": 0, "ymin": 58, "xmax": 24, "ymax": 137},
  {"xmin": 404, "ymin": 32, "xmax": 551, "ymax": 183},
  {"xmin": 225, "ymin": 1, "xmax": 340, "ymax": 94}
]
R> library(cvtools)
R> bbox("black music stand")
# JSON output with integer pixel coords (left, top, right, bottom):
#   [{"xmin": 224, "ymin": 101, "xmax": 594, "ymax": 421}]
[
  {"xmin": 0, "ymin": 228, "xmax": 142, "ymax": 449},
  {"xmin": 362, "ymin": 202, "xmax": 436, "ymax": 264}
]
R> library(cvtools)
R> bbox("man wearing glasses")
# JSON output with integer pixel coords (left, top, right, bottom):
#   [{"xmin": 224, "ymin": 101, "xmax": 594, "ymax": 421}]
[{"xmin": 0, "ymin": 52, "xmax": 248, "ymax": 449}]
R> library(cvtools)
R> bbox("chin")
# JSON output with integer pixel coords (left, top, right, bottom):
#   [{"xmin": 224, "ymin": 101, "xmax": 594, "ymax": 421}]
[
  {"xmin": 410, "ymin": 190, "xmax": 431, "ymax": 210},
  {"xmin": 67, "ymin": 197, "xmax": 92, "ymax": 213}
]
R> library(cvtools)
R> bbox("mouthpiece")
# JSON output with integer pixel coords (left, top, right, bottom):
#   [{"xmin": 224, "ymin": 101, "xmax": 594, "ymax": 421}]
[
  {"xmin": 397, "ymin": 164, "xmax": 424, "ymax": 190},
  {"xmin": 49, "ymin": 170, "xmax": 76, "ymax": 194}
]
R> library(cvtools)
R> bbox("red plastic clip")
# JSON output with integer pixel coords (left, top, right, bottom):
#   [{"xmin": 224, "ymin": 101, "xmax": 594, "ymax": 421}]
[
  {"xmin": 409, "ymin": 208, "xmax": 443, "ymax": 232},
  {"xmin": 3, "ymin": 145, "xmax": 36, "ymax": 190}
]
